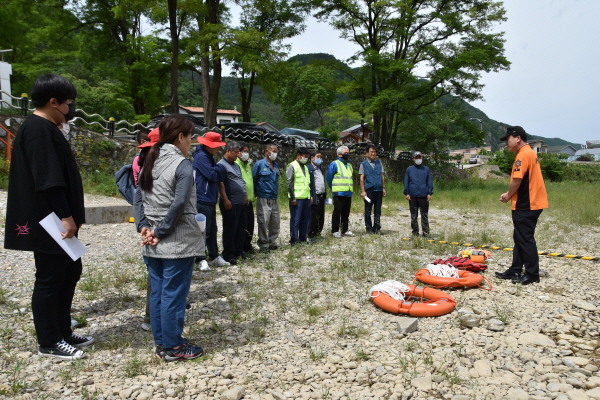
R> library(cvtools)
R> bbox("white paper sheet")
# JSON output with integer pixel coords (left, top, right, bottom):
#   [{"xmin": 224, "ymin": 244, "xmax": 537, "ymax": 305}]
[{"xmin": 39, "ymin": 212, "xmax": 88, "ymax": 261}]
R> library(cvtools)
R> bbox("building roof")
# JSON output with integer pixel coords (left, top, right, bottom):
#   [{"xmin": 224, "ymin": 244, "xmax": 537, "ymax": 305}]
[
  {"xmin": 547, "ymin": 145, "xmax": 576, "ymax": 153},
  {"xmin": 341, "ymin": 123, "xmax": 370, "ymax": 134},
  {"xmin": 279, "ymin": 127, "xmax": 321, "ymax": 138},
  {"xmin": 180, "ymin": 105, "xmax": 241, "ymax": 115},
  {"xmin": 575, "ymin": 148, "xmax": 600, "ymax": 155}
]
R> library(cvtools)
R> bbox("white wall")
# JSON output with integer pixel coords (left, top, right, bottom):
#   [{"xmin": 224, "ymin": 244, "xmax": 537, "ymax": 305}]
[{"xmin": 0, "ymin": 62, "xmax": 12, "ymax": 110}]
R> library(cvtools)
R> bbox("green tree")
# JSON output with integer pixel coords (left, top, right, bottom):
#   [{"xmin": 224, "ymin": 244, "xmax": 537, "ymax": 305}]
[
  {"xmin": 275, "ymin": 64, "xmax": 338, "ymax": 126},
  {"xmin": 227, "ymin": 0, "xmax": 311, "ymax": 122},
  {"xmin": 315, "ymin": 0, "xmax": 510, "ymax": 150},
  {"xmin": 399, "ymin": 100, "xmax": 483, "ymax": 164}
]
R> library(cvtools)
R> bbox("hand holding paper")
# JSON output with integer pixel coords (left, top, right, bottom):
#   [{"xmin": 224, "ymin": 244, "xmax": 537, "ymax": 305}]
[{"xmin": 39, "ymin": 213, "xmax": 88, "ymax": 261}]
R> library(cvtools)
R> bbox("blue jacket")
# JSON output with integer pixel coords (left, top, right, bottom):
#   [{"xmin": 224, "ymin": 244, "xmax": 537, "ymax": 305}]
[
  {"xmin": 252, "ymin": 157, "xmax": 280, "ymax": 199},
  {"xmin": 361, "ymin": 159, "xmax": 384, "ymax": 191},
  {"xmin": 192, "ymin": 146, "xmax": 221, "ymax": 205},
  {"xmin": 326, "ymin": 157, "xmax": 353, "ymax": 197},
  {"xmin": 404, "ymin": 164, "xmax": 433, "ymax": 197}
]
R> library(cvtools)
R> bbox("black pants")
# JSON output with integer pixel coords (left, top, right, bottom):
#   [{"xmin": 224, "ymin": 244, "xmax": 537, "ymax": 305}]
[
  {"xmin": 243, "ymin": 201, "xmax": 255, "ymax": 252},
  {"xmin": 308, "ymin": 193, "xmax": 326, "ymax": 238},
  {"xmin": 332, "ymin": 195, "xmax": 352, "ymax": 234},
  {"xmin": 197, "ymin": 202, "xmax": 219, "ymax": 260},
  {"xmin": 32, "ymin": 252, "xmax": 82, "ymax": 347},
  {"xmin": 220, "ymin": 202, "xmax": 247, "ymax": 262},
  {"xmin": 364, "ymin": 190, "xmax": 383, "ymax": 232},
  {"xmin": 508, "ymin": 209, "xmax": 543, "ymax": 276},
  {"xmin": 409, "ymin": 197, "xmax": 430, "ymax": 235}
]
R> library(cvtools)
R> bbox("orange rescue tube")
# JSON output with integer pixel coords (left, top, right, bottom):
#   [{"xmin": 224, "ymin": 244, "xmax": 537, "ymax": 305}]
[
  {"xmin": 371, "ymin": 285, "xmax": 456, "ymax": 317},
  {"xmin": 415, "ymin": 268, "xmax": 484, "ymax": 288}
]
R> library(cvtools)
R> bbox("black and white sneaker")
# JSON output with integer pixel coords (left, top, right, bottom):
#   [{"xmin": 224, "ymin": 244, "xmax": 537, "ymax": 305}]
[
  {"xmin": 39, "ymin": 339, "xmax": 85, "ymax": 360},
  {"xmin": 66, "ymin": 333, "xmax": 94, "ymax": 348},
  {"xmin": 155, "ymin": 345, "xmax": 165, "ymax": 359},
  {"xmin": 163, "ymin": 343, "xmax": 204, "ymax": 362}
]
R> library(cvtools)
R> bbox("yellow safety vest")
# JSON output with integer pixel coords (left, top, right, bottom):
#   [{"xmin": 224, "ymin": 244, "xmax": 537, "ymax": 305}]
[
  {"xmin": 289, "ymin": 160, "xmax": 311, "ymax": 199},
  {"xmin": 332, "ymin": 160, "xmax": 353, "ymax": 193}
]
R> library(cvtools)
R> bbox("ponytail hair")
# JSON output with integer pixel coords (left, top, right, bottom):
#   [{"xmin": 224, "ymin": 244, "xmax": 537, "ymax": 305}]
[{"xmin": 138, "ymin": 115, "xmax": 195, "ymax": 192}]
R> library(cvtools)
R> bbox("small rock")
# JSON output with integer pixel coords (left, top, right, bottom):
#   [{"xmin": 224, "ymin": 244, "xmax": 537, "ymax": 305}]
[
  {"xmin": 506, "ymin": 388, "xmax": 529, "ymax": 400},
  {"xmin": 565, "ymin": 389, "xmax": 590, "ymax": 400},
  {"xmin": 343, "ymin": 300, "xmax": 360, "ymax": 311},
  {"xmin": 573, "ymin": 301, "xmax": 597, "ymax": 312},
  {"xmin": 519, "ymin": 332, "xmax": 556, "ymax": 347},
  {"xmin": 220, "ymin": 386, "xmax": 246, "ymax": 400},
  {"xmin": 459, "ymin": 313, "xmax": 481, "ymax": 328},
  {"xmin": 473, "ymin": 359, "xmax": 492, "ymax": 377},
  {"xmin": 586, "ymin": 387, "xmax": 600, "ymax": 398},
  {"xmin": 411, "ymin": 376, "xmax": 432, "ymax": 391},
  {"xmin": 397, "ymin": 317, "xmax": 418, "ymax": 334},
  {"xmin": 270, "ymin": 390, "xmax": 286, "ymax": 400},
  {"xmin": 165, "ymin": 388, "xmax": 176, "ymax": 396},
  {"xmin": 563, "ymin": 357, "xmax": 590, "ymax": 366},
  {"xmin": 451, "ymin": 396, "xmax": 470, "ymax": 400},
  {"xmin": 486, "ymin": 318, "xmax": 505, "ymax": 332}
]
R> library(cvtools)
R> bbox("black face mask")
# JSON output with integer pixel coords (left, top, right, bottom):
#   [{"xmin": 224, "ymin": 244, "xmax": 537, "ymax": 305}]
[
  {"xmin": 64, "ymin": 102, "xmax": 76, "ymax": 121},
  {"xmin": 341, "ymin": 153, "xmax": 350, "ymax": 161}
]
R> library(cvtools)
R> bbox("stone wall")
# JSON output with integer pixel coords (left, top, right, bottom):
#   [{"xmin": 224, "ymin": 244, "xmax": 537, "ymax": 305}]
[
  {"xmin": 0, "ymin": 115, "xmax": 449, "ymax": 184},
  {"xmin": 0, "ymin": 114, "xmax": 138, "ymax": 174}
]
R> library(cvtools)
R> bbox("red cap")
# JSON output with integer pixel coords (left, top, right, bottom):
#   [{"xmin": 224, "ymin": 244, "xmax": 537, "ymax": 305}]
[
  {"xmin": 137, "ymin": 128, "xmax": 160, "ymax": 149},
  {"xmin": 197, "ymin": 131, "xmax": 226, "ymax": 148}
]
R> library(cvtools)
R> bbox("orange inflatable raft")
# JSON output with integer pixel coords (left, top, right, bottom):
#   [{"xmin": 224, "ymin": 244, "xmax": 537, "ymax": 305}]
[
  {"xmin": 370, "ymin": 282, "xmax": 456, "ymax": 317},
  {"xmin": 415, "ymin": 268, "xmax": 484, "ymax": 288}
]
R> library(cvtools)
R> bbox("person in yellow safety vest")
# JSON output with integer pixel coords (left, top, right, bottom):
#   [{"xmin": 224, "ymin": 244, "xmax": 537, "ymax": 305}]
[
  {"xmin": 286, "ymin": 147, "xmax": 315, "ymax": 245},
  {"xmin": 235, "ymin": 142, "xmax": 256, "ymax": 257},
  {"xmin": 326, "ymin": 145, "xmax": 355, "ymax": 238}
]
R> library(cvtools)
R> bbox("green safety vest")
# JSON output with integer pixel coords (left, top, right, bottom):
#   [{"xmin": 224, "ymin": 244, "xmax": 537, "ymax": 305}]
[
  {"xmin": 289, "ymin": 160, "xmax": 311, "ymax": 199},
  {"xmin": 332, "ymin": 160, "xmax": 353, "ymax": 193}
]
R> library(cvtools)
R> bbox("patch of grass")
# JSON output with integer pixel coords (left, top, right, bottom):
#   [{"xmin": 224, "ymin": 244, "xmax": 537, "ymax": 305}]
[
  {"xmin": 79, "ymin": 270, "xmax": 110, "ymax": 300},
  {"xmin": 73, "ymin": 314, "xmax": 88, "ymax": 328},
  {"xmin": 354, "ymin": 346, "xmax": 370, "ymax": 361},
  {"xmin": 81, "ymin": 171, "xmax": 121, "ymax": 198},
  {"xmin": 309, "ymin": 343, "xmax": 324, "ymax": 361},
  {"xmin": 0, "ymin": 288, "xmax": 7, "ymax": 305},
  {"xmin": 492, "ymin": 304, "xmax": 513, "ymax": 324},
  {"xmin": 124, "ymin": 351, "xmax": 148, "ymax": 378}
]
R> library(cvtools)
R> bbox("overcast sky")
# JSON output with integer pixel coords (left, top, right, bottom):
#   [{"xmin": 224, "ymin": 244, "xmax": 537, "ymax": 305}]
[{"xmin": 278, "ymin": 0, "xmax": 600, "ymax": 146}]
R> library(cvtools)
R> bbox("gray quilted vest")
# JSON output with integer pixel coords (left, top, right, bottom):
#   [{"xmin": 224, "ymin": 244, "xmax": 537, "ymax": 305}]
[{"xmin": 142, "ymin": 144, "xmax": 204, "ymax": 258}]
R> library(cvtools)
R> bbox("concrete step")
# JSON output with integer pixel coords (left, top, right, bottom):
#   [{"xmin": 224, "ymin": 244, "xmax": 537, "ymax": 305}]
[{"xmin": 85, "ymin": 203, "xmax": 134, "ymax": 225}]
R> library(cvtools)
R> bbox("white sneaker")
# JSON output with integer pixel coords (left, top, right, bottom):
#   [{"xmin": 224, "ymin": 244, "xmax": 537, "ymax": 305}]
[
  {"xmin": 343, "ymin": 231, "xmax": 355, "ymax": 237},
  {"xmin": 199, "ymin": 260, "xmax": 211, "ymax": 271},
  {"xmin": 332, "ymin": 232, "xmax": 342, "ymax": 238},
  {"xmin": 39, "ymin": 339, "xmax": 85, "ymax": 361},
  {"xmin": 209, "ymin": 256, "xmax": 230, "ymax": 267}
]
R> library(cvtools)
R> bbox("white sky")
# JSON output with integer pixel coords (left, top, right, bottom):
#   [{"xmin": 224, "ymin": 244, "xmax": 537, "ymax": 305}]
[{"xmin": 263, "ymin": 0, "xmax": 600, "ymax": 146}]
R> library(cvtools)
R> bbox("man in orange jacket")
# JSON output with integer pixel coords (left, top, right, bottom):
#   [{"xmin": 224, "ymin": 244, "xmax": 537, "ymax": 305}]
[{"xmin": 496, "ymin": 126, "xmax": 548, "ymax": 285}]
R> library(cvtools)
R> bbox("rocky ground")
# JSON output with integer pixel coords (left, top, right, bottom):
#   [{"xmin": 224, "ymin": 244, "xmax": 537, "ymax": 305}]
[{"xmin": 0, "ymin": 191, "xmax": 598, "ymax": 400}]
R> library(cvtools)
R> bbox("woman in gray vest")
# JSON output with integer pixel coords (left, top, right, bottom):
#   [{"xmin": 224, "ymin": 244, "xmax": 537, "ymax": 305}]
[{"xmin": 135, "ymin": 115, "xmax": 205, "ymax": 362}]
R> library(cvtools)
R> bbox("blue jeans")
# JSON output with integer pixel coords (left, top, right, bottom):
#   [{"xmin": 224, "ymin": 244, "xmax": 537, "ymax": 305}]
[
  {"xmin": 289, "ymin": 198, "xmax": 311, "ymax": 244},
  {"xmin": 146, "ymin": 256, "xmax": 194, "ymax": 349}
]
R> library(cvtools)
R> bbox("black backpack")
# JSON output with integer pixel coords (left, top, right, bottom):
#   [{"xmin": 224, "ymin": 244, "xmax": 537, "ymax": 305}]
[{"xmin": 115, "ymin": 164, "xmax": 135, "ymax": 205}]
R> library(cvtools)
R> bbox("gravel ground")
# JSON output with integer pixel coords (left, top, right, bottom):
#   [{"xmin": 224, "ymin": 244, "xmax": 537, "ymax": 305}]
[{"xmin": 0, "ymin": 191, "xmax": 598, "ymax": 400}]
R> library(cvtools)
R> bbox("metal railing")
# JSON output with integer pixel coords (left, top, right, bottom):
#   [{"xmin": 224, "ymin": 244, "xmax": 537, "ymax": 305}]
[
  {"xmin": 0, "ymin": 90, "xmax": 150, "ymax": 137},
  {"xmin": 1, "ymin": 91, "xmax": 395, "ymax": 156}
]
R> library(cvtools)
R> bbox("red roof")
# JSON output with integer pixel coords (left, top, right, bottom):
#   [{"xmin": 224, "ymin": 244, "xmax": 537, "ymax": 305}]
[{"xmin": 180, "ymin": 106, "xmax": 241, "ymax": 115}]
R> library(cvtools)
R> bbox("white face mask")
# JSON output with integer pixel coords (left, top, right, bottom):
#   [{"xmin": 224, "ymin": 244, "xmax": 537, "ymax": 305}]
[
  {"xmin": 269, "ymin": 152, "xmax": 278, "ymax": 161},
  {"xmin": 415, "ymin": 158, "xmax": 423, "ymax": 165},
  {"xmin": 300, "ymin": 157, "xmax": 308, "ymax": 164},
  {"xmin": 240, "ymin": 152, "xmax": 249, "ymax": 162}
]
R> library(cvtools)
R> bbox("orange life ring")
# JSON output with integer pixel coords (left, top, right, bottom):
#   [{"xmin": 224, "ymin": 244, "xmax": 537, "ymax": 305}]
[
  {"xmin": 371, "ymin": 285, "xmax": 456, "ymax": 317},
  {"xmin": 415, "ymin": 268, "xmax": 484, "ymax": 288}
]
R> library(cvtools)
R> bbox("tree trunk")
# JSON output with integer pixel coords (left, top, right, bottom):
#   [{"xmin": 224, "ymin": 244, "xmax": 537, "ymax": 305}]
[
  {"xmin": 168, "ymin": 0, "xmax": 179, "ymax": 114},
  {"xmin": 199, "ymin": 0, "xmax": 222, "ymax": 129}
]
